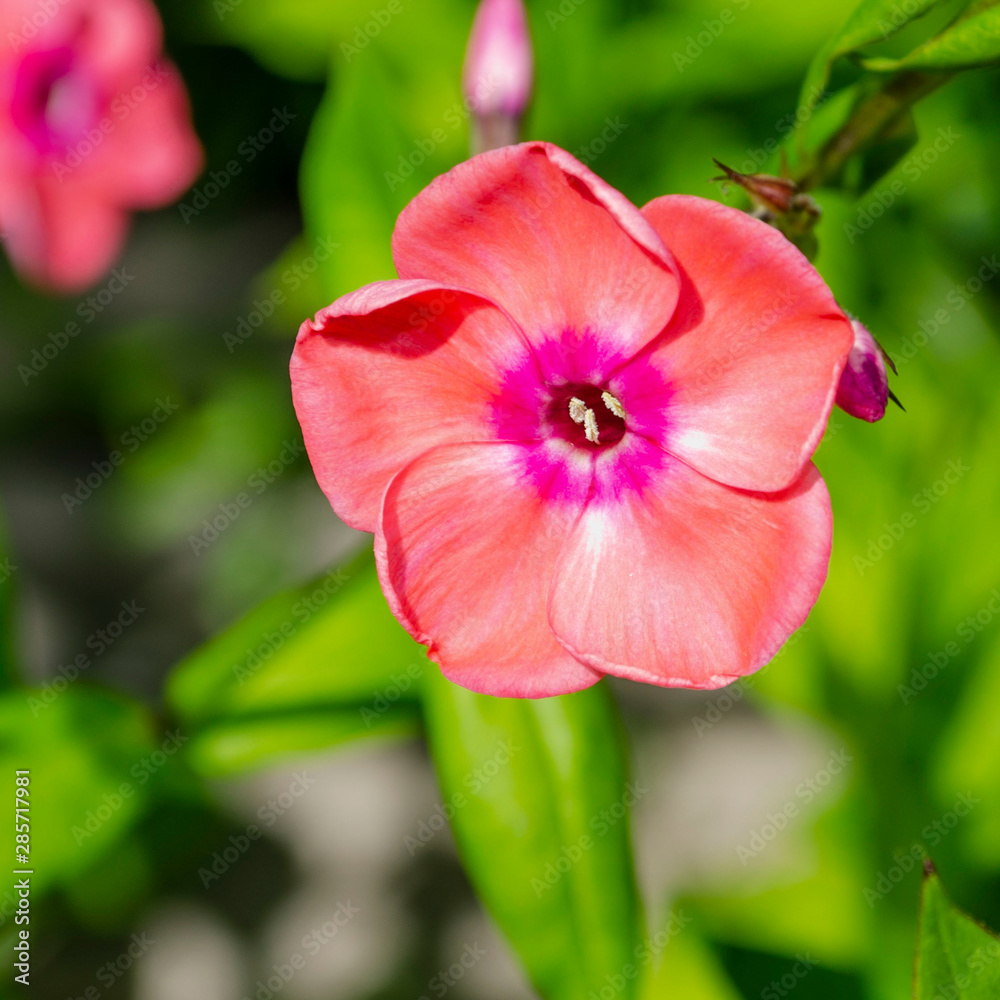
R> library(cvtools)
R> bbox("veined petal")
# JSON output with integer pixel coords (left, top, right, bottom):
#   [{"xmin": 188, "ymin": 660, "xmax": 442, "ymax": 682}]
[
  {"xmin": 291, "ymin": 279, "xmax": 538, "ymax": 533},
  {"xmin": 549, "ymin": 447, "xmax": 832, "ymax": 689},
  {"xmin": 634, "ymin": 195, "xmax": 852, "ymax": 493},
  {"xmin": 376, "ymin": 442, "xmax": 600, "ymax": 697},
  {"xmin": 392, "ymin": 141, "xmax": 680, "ymax": 368}
]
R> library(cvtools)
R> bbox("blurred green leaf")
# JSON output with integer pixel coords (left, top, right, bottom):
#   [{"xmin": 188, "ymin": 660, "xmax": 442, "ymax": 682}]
[
  {"xmin": 0, "ymin": 517, "xmax": 16, "ymax": 690},
  {"xmin": 184, "ymin": 708, "xmax": 420, "ymax": 778},
  {"xmin": 0, "ymin": 687, "xmax": 159, "ymax": 903},
  {"xmin": 421, "ymin": 668, "xmax": 641, "ymax": 1000},
  {"xmin": 863, "ymin": 6, "xmax": 1000, "ymax": 69},
  {"xmin": 300, "ymin": 52, "xmax": 417, "ymax": 300},
  {"xmin": 797, "ymin": 0, "xmax": 946, "ymax": 116},
  {"xmin": 915, "ymin": 867, "xmax": 1000, "ymax": 998},
  {"xmin": 639, "ymin": 924, "xmax": 743, "ymax": 1000},
  {"xmin": 167, "ymin": 548, "xmax": 427, "ymax": 775},
  {"xmin": 168, "ymin": 547, "xmax": 424, "ymax": 725}
]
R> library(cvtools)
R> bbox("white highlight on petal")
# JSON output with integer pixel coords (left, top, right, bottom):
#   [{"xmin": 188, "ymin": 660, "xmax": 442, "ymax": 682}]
[
  {"xmin": 568, "ymin": 397, "xmax": 587, "ymax": 424},
  {"xmin": 601, "ymin": 391, "xmax": 625, "ymax": 420},
  {"xmin": 584, "ymin": 408, "xmax": 600, "ymax": 444}
]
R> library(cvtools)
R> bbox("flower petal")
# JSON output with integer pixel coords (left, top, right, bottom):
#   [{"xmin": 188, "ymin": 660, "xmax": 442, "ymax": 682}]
[
  {"xmin": 376, "ymin": 442, "xmax": 601, "ymax": 697},
  {"xmin": 549, "ymin": 444, "xmax": 832, "ymax": 689},
  {"xmin": 633, "ymin": 195, "xmax": 852, "ymax": 493},
  {"xmin": 291, "ymin": 279, "xmax": 538, "ymax": 533},
  {"xmin": 392, "ymin": 141, "xmax": 680, "ymax": 365},
  {"xmin": 0, "ymin": 175, "xmax": 127, "ymax": 290},
  {"xmin": 92, "ymin": 61, "xmax": 202, "ymax": 208}
]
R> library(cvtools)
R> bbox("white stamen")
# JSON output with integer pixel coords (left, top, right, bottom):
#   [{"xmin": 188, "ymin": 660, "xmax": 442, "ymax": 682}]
[
  {"xmin": 568, "ymin": 397, "xmax": 588, "ymax": 424},
  {"xmin": 602, "ymin": 391, "xmax": 625, "ymax": 420},
  {"xmin": 584, "ymin": 408, "xmax": 600, "ymax": 444}
]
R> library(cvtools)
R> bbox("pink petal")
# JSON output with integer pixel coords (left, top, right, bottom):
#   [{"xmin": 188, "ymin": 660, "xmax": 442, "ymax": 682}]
[
  {"xmin": 376, "ymin": 442, "xmax": 601, "ymax": 697},
  {"xmin": 291, "ymin": 279, "xmax": 537, "ymax": 534},
  {"xmin": 0, "ymin": 175, "xmax": 127, "ymax": 291},
  {"xmin": 634, "ymin": 195, "xmax": 852, "ymax": 493},
  {"xmin": 92, "ymin": 60, "xmax": 202, "ymax": 207},
  {"xmin": 75, "ymin": 0, "xmax": 164, "ymax": 90},
  {"xmin": 549, "ymin": 447, "xmax": 832, "ymax": 689},
  {"xmin": 392, "ymin": 141, "xmax": 680, "ymax": 365}
]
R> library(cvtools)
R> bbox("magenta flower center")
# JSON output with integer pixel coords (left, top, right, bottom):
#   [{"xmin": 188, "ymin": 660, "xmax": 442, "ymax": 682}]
[{"xmin": 11, "ymin": 47, "xmax": 100, "ymax": 155}]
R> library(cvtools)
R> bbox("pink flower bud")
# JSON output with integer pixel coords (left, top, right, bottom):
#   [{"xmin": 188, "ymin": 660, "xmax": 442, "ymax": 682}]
[
  {"xmin": 462, "ymin": 0, "xmax": 533, "ymax": 152},
  {"xmin": 836, "ymin": 318, "xmax": 897, "ymax": 422}
]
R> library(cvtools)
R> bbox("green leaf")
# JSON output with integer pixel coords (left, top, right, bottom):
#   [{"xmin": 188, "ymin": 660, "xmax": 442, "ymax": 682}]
[
  {"xmin": 421, "ymin": 668, "xmax": 641, "ymax": 1000},
  {"xmin": 915, "ymin": 867, "xmax": 1000, "ymax": 998},
  {"xmin": 168, "ymin": 547, "xmax": 424, "ymax": 726},
  {"xmin": 862, "ymin": 6, "xmax": 1000, "ymax": 69},
  {"xmin": 0, "ymin": 516, "xmax": 16, "ymax": 689},
  {"xmin": 183, "ymin": 709, "xmax": 420, "ymax": 778},
  {"xmin": 166, "ymin": 547, "xmax": 427, "ymax": 774},
  {"xmin": 797, "ymin": 0, "xmax": 946, "ymax": 116},
  {"xmin": 0, "ymin": 687, "xmax": 160, "ymax": 902}
]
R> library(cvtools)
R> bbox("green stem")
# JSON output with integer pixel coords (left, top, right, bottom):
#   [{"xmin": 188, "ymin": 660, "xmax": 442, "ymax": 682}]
[{"xmin": 796, "ymin": 69, "xmax": 951, "ymax": 191}]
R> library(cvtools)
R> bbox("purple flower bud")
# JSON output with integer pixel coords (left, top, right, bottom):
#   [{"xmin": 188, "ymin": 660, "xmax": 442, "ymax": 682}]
[
  {"xmin": 462, "ymin": 0, "xmax": 533, "ymax": 152},
  {"xmin": 836, "ymin": 318, "xmax": 895, "ymax": 422}
]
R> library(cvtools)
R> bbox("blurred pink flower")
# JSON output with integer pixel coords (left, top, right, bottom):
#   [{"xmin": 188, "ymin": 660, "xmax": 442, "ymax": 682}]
[
  {"xmin": 462, "ymin": 0, "xmax": 532, "ymax": 152},
  {"xmin": 0, "ymin": 0, "xmax": 201, "ymax": 291},
  {"xmin": 835, "ymin": 317, "xmax": 895, "ymax": 422},
  {"xmin": 291, "ymin": 142, "xmax": 853, "ymax": 697}
]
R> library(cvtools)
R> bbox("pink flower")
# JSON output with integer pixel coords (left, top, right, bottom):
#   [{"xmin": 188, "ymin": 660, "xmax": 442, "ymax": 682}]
[
  {"xmin": 291, "ymin": 142, "xmax": 853, "ymax": 697},
  {"xmin": 835, "ymin": 317, "xmax": 895, "ymax": 422},
  {"xmin": 0, "ymin": 0, "xmax": 201, "ymax": 291},
  {"xmin": 462, "ymin": 0, "xmax": 532, "ymax": 152}
]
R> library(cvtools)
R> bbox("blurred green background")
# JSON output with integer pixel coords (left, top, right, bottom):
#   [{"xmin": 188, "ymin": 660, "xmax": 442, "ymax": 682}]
[{"xmin": 2, "ymin": 0, "xmax": 1000, "ymax": 997}]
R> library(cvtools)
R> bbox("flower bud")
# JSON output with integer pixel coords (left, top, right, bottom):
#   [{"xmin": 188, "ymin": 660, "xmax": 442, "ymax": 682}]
[
  {"xmin": 836, "ymin": 318, "xmax": 899, "ymax": 422},
  {"xmin": 462, "ymin": 0, "xmax": 533, "ymax": 153}
]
